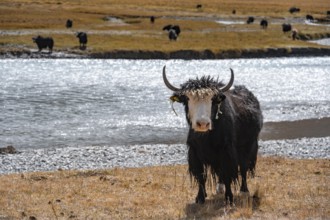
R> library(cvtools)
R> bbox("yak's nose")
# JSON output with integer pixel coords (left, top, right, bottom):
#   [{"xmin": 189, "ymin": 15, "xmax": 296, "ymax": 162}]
[{"xmin": 196, "ymin": 119, "xmax": 211, "ymax": 131}]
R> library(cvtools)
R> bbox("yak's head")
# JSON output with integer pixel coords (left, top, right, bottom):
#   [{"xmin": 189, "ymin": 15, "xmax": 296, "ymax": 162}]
[
  {"xmin": 163, "ymin": 66, "xmax": 234, "ymax": 132},
  {"xmin": 32, "ymin": 35, "xmax": 41, "ymax": 43}
]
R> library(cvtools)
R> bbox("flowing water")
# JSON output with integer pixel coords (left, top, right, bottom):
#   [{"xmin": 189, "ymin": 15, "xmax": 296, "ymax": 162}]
[{"xmin": 1, "ymin": 58, "xmax": 329, "ymax": 149}]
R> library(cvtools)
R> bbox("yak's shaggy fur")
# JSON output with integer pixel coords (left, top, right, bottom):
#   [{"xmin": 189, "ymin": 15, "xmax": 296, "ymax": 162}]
[{"xmin": 167, "ymin": 73, "xmax": 263, "ymax": 205}]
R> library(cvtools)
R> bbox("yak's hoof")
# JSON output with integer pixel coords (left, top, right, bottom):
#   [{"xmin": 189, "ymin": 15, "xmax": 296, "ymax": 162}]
[{"xmin": 195, "ymin": 196, "xmax": 205, "ymax": 204}]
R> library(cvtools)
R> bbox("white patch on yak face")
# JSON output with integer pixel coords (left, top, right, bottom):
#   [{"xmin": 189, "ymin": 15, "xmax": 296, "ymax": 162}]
[{"xmin": 186, "ymin": 89, "xmax": 215, "ymax": 132}]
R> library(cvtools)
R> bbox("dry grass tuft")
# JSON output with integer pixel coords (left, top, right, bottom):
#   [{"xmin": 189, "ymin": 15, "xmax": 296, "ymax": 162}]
[{"xmin": 0, "ymin": 156, "xmax": 329, "ymax": 219}]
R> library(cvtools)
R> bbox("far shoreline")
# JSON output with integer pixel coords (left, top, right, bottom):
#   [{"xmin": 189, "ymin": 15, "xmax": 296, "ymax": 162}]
[{"xmin": 1, "ymin": 47, "xmax": 330, "ymax": 59}]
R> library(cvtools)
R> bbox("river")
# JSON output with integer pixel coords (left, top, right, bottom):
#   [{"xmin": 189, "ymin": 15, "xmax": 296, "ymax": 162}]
[{"xmin": 1, "ymin": 57, "xmax": 329, "ymax": 149}]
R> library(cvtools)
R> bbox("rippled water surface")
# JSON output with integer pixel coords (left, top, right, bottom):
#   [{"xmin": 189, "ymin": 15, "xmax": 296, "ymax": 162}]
[{"xmin": 1, "ymin": 58, "xmax": 329, "ymax": 149}]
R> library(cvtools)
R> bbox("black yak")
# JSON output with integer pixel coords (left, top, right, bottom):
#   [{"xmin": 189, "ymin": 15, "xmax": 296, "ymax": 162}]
[
  {"xmin": 150, "ymin": 16, "xmax": 155, "ymax": 23},
  {"xmin": 246, "ymin": 16, "xmax": 254, "ymax": 24},
  {"xmin": 282, "ymin": 23, "xmax": 292, "ymax": 32},
  {"xmin": 32, "ymin": 35, "xmax": 54, "ymax": 53},
  {"xmin": 76, "ymin": 32, "xmax": 88, "ymax": 49},
  {"xmin": 66, "ymin": 19, "xmax": 73, "ymax": 28},
  {"xmin": 306, "ymin": 14, "xmax": 314, "ymax": 21},
  {"xmin": 260, "ymin": 19, "xmax": 268, "ymax": 29},
  {"xmin": 289, "ymin": 7, "xmax": 300, "ymax": 14},
  {"xmin": 163, "ymin": 25, "xmax": 181, "ymax": 40},
  {"xmin": 162, "ymin": 66, "xmax": 263, "ymax": 204},
  {"xmin": 163, "ymin": 25, "xmax": 181, "ymax": 36}
]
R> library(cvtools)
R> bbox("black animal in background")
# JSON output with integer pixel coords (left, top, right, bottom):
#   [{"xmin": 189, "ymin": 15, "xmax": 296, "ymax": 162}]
[
  {"xmin": 150, "ymin": 16, "xmax": 155, "ymax": 23},
  {"xmin": 66, "ymin": 19, "xmax": 73, "ymax": 28},
  {"xmin": 32, "ymin": 36, "xmax": 54, "ymax": 53},
  {"xmin": 282, "ymin": 23, "xmax": 292, "ymax": 32},
  {"xmin": 306, "ymin": 14, "xmax": 314, "ymax": 21},
  {"xmin": 260, "ymin": 19, "xmax": 268, "ymax": 29},
  {"xmin": 289, "ymin": 7, "xmax": 300, "ymax": 14},
  {"xmin": 162, "ymin": 66, "xmax": 263, "ymax": 204},
  {"xmin": 247, "ymin": 16, "xmax": 254, "ymax": 24},
  {"xmin": 163, "ymin": 25, "xmax": 181, "ymax": 40},
  {"xmin": 76, "ymin": 32, "xmax": 88, "ymax": 49},
  {"xmin": 196, "ymin": 4, "xmax": 202, "ymax": 10},
  {"xmin": 232, "ymin": 9, "xmax": 236, "ymax": 14}
]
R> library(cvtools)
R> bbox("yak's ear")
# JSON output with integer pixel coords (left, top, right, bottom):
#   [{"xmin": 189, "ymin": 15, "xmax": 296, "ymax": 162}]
[{"xmin": 170, "ymin": 95, "xmax": 181, "ymax": 103}]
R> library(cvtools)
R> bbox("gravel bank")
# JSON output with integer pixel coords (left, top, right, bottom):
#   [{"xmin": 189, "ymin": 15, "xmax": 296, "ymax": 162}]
[{"xmin": 1, "ymin": 137, "xmax": 329, "ymax": 175}]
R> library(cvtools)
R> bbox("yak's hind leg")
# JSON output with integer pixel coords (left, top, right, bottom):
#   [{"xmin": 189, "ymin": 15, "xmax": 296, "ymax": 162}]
[
  {"xmin": 240, "ymin": 161, "xmax": 249, "ymax": 193},
  {"xmin": 224, "ymin": 178, "xmax": 233, "ymax": 205},
  {"xmin": 239, "ymin": 139, "xmax": 258, "ymax": 193},
  {"xmin": 188, "ymin": 148, "xmax": 207, "ymax": 204}
]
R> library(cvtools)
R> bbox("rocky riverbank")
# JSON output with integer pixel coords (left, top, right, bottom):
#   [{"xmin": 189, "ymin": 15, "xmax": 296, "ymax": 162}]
[{"xmin": 1, "ymin": 137, "xmax": 329, "ymax": 175}]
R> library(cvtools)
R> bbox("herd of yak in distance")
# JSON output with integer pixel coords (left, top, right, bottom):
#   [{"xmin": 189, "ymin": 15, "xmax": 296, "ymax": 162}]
[{"xmin": 32, "ymin": 5, "xmax": 330, "ymax": 53}]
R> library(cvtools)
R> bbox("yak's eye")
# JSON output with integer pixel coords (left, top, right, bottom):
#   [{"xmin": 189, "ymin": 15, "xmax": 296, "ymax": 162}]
[{"xmin": 213, "ymin": 94, "xmax": 226, "ymax": 103}]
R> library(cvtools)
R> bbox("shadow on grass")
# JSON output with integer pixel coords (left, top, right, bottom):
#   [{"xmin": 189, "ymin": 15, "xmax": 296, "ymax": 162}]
[{"xmin": 185, "ymin": 189, "xmax": 262, "ymax": 219}]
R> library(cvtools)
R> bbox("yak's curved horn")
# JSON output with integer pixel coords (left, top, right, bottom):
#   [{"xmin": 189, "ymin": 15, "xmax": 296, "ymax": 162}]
[
  {"xmin": 162, "ymin": 65, "xmax": 180, "ymax": 92},
  {"xmin": 219, "ymin": 68, "xmax": 234, "ymax": 92}
]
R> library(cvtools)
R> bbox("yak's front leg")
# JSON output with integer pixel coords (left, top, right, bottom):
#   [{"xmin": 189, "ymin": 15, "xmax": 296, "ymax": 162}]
[
  {"xmin": 188, "ymin": 148, "xmax": 207, "ymax": 204},
  {"xmin": 225, "ymin": 180, "xmax": 233, "ymax": 205}
]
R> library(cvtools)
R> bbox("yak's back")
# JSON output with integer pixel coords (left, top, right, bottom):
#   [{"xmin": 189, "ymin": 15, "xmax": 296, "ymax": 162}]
[{"xmin": 229, "ymin": 85, "xmax": 263, "ymax": 130}]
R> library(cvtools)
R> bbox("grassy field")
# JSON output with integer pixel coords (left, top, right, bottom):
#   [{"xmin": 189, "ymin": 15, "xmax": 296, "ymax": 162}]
[
  {"xmin": 0, "ymin": 1, "xmax": 329, "ymax": 219},
  {"xmin": 0, "ymin": 156, "xmax": 329, "ymax": 219},
  {"xmin": 0, "ymin": 0, "xmax": 329, "ymax": 55}
]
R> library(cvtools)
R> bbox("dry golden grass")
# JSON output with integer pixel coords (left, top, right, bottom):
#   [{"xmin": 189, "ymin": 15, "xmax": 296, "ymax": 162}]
[
  {"xmin": 0, "ymin": 156, "xmax": 329, "ymax": 219},
  {"xmin": 0, "ymin": 0, "xmax": 329, "ymax": 54}
]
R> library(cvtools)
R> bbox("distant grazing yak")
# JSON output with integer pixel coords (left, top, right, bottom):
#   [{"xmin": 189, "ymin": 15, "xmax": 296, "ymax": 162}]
[
  {"xmin": 163, "ymin": 25, "xmax": 181, "ymax": 40},
  {"xmin": 232, "ymin": 9, "xmax": 236, "ymax": 15},
  {"xmin": 196, "ymin": 4, "xmax": 202, "ymax": 10},
  {"xmin": 150, "ymin": 16, "xmax": 155, "ymax": 23},
  {"xmin": 246, "ymin": 16, "xmax": 254, "ymax": 24},
  {"xmin": 306, "ymin": 14, "xmax": 314, "ymax": 21},
  {"xmin": 282, "ymin": 23, "xmax": 292, "ymax": 32},
  {"xmin": 327, "ymin": 11, "xmax": 330, "ymax": 17},
  {"xmin": 66, "ymin": 19, "xmax": 73, "ymax": 28},
  {"xmin": 32, "ymin": 36, "xmax": 54, "ymax": 53},
  {"xmin": 289, "ymin": 7, "xmax": 300, "ymax": 14},
  {"xmin": 260, "ymin": 19, "xmax": 268, "ymax": 29},
  {"xmin": 76, "ymin": 32, "xmax": 88, "ymax": 49}
]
